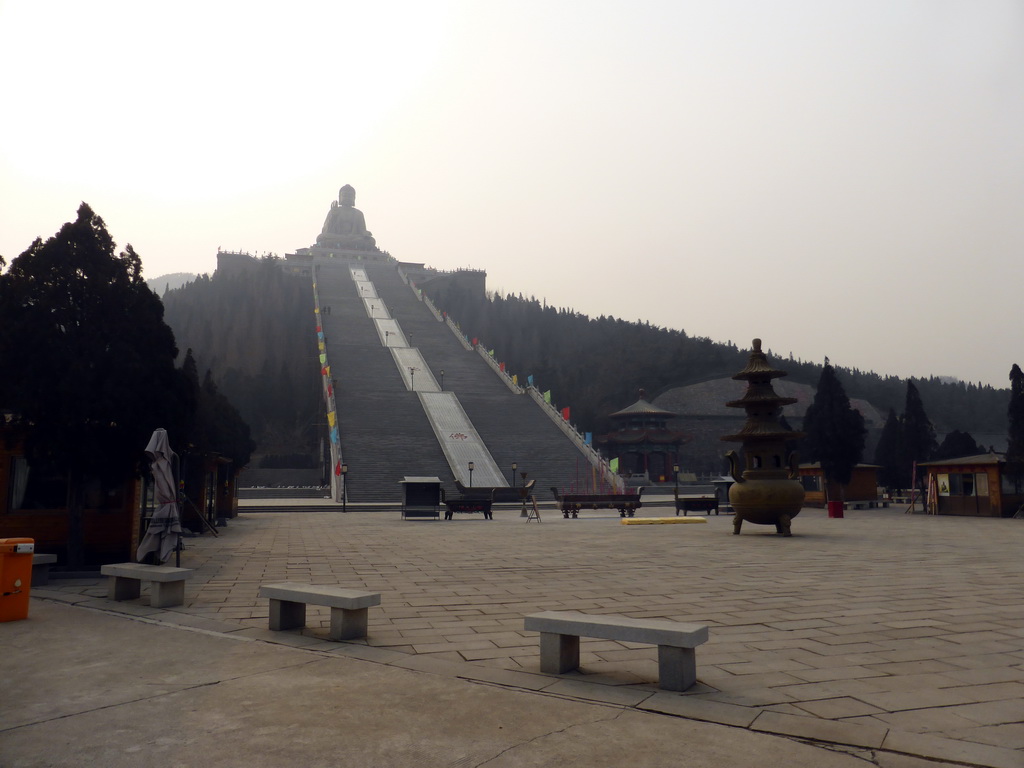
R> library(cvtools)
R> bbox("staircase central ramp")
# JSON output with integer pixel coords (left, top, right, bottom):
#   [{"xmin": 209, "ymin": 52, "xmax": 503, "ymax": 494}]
[
  {"xmin": 419, "ymin": 392, "xmax": 505, "ymax": 486},
  {"xmin": 392, "ymin": 347, "xmax": 439, "ymax": 392},
  {"xmin": 365, "ymin": 263, "xmax": 605, "ymax": 494},
  {"xmin": 349, "ymin": 265, "xmax": 506, "ymax": 487}
]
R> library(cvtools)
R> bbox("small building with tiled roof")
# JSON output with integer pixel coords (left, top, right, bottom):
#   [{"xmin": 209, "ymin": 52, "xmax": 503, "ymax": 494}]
[
  {"xmin": 596, "ymin": 390, "xmax": 690, "ymax": 482},
  {"xmin": 918, "ymin": 452, "xmax": 1022, "ymax": 517}
]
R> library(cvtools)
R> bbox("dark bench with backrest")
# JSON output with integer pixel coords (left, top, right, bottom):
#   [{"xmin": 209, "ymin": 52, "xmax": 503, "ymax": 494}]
[
  {"xmin": 444, "ymin": 492, "xmax": 493, "ymax": 520},
  {"xmin": 455, "ymin": 479, "xmax": 535, "ymax": 505},
  {"xmin": 551, "ymin": 487, "xmax": 644, "ymax": 518}
]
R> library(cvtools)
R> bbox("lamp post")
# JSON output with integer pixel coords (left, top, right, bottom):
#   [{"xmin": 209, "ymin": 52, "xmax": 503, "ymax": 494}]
[
  {"xmin": 440, "ymin": 369, "xmax": 445, "ymax": 390},
  {"xmin": 673, "ymin": 463, "xmax": 680, "ymax": 499},
  {"xmin": 468, "ymin": 461, "xmax": 474, "ymax": 487},
  {"xmin": 511, "ymin": 462, "xmax": 518, "ymax": 487},
  {"xmin": 341, "ymin": 463, "xmax": 349, "ymax": 513},
  {"xmin": 384, "ymin": 330, "xmax": 391, "ymax": 346},
  {"xmin": 409, "ymin": 366, "xmax": 418, "ymax": 391}
]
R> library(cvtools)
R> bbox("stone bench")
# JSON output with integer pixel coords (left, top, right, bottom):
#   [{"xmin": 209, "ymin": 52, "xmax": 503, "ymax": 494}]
[
  {"xmin": 100, "ymin": 563, "xmax": 193, "ymax": 608},
  {"xmin": 32, "ymin": 554, "xmax": 58, "ymax": 586},
  {"xmin": 258, "ymin": 582, "xmax": 381, "ymax": 641},
  {"xmin": 524, "ymin": 610, "xmax": 709, "ymax": 691}
]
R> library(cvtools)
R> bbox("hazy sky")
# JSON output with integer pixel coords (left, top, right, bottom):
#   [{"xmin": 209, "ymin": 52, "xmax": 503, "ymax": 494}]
[{"xmin": 2, "ymin": 1, "xmax": 1022, "ymax": 388}]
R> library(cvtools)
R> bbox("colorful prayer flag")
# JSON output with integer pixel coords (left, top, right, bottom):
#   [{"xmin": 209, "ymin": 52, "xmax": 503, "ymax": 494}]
[
  {"xmin": 319, "ymin": 353, "xmax": 327, "ymax": 364},
  {"xmin": 561, "ymin": 407, "xmax": 570, "ymax": 421},
  {"xmin": 327, "ymin": 411, "xmax": 336, "ymax": 427},
  {"xmin": 609, "ymin": 458, "xmax": 619, "ymax": 473},
  {"xmin": 543, "ymin": 390, "xmax": 551, "ymax": 404}
]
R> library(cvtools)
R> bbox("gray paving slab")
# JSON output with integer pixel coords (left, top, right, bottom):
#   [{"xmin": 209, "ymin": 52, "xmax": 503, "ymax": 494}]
[{"xmin": 18, "ymin": 505, "xmax": 1024, "ymax": 767}]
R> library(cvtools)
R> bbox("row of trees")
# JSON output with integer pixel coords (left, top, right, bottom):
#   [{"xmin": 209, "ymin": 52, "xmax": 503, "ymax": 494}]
[
  {"xmin": 801, "ymin": 361, "xmax": 1024, "ymax": 497},
  {"xmin": 0, "ymin": 204, "xmax": 252, "ymax": 566}
]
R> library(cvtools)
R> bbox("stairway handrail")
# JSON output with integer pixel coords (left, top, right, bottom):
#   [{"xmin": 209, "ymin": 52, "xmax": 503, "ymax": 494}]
[
  {"xmin": 525, "ymin": 386, "xmax": 624, "ymax": 492},
  {"xmin": 475, "ymin": 344, "xmax": 524, "ymax": 394}
]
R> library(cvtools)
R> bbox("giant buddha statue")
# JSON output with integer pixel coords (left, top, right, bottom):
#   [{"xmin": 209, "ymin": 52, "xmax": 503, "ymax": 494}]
[{"xmin": 316, "ymin": 185, "xmax": 377, "ymax": 251}]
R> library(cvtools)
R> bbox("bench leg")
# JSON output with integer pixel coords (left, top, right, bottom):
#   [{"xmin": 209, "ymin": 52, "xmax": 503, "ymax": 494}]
[
  {"xmin": 269, "ymin": 598, "xmax": 306, "ymax": 631},
  {"xmin": 539, "ymin": 632, "xmax": 579, "ymax": 674},
  {"xmin": 658, "ymin": 645, "xmax": 697, "ymax": 691},
  {"xmin": 32, "ymin": 564, "xmax": 50, "ymax": 587},
  {"xmin": 109, "ymin": 576, "xmax": 141, "ymax": 601},
  {"xmin": 150, "ymin": 580, "xmax": 185, "ymax": 608},
  {"xmin": 329, "ymin": 606, "xmax": 369, "ymax": 641}
]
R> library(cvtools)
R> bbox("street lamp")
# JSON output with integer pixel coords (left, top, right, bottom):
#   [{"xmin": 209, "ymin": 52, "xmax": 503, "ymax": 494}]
[
  {"xmin": 511, "ymin": 462, "xmax": 518, "ymax": 487},
  {"xmin": 673, "ymin": 463, "xmax": 680, "ymax": 499},
  {"xmin": 341, "ymin": 463, "xmax": 349, "ymax": 513},
  {"xmin": 409, "ymin": 366, "xmax": 418, "ymax": 391},
  {"xmin": 384, "ymin": 330, "xmax": 391, "ymax": 346},
  {"xmin": 468, "ymin": 461, "xmax": 474, "ymax": 487},
  {"xmin": 440, "ymin": 369, "xmax": 445, "ymax": 390}
]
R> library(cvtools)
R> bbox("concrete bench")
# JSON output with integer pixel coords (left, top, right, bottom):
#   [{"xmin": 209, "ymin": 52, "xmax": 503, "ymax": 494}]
[
  {"xmin": 259, "ymin": 582, "xmax": 381, "ymax": 641},
  {"xmin": 100, "ymin": 563, "xmax": 193, "ymax": 608},
  {"xmin": 32, "ymin": 554, "xmax": 57, "ymax": 586},
  {"xmin": 524, "ymin": 610, "xmax": 709, "ymax": 691}
]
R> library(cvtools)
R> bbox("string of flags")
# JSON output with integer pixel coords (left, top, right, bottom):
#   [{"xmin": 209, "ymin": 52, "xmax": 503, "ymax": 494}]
[{"xmin": 315, "ymin": 301, "xmax": 340, "ymax": 448}]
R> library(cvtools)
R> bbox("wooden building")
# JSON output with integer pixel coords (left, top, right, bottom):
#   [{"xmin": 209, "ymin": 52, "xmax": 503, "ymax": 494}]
[
  {"xmin": 797, "ymin": 463, "xmax": 880, "ymax": 506},
  {"xmin": 0, "ymin": 428, "xmax": 142, "ymax": 567},
  {"xmin": 1, "ymin": 426, "xmax": 237, "ymax": 568},
  {"xmin": 919, "ymin": 452, "xmax": 1021, "ymax": 518}
]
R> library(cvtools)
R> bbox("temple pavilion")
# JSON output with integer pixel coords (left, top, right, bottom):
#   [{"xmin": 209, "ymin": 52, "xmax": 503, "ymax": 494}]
[{"xmin": 596, "ymin": 390, "xmax": 690, "ymax": 482}]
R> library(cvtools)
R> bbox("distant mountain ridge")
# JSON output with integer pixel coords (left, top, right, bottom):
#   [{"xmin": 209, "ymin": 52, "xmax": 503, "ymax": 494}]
[{"xmin": 147, "ymin": 272, "xmax": 198, "ymax": 294}]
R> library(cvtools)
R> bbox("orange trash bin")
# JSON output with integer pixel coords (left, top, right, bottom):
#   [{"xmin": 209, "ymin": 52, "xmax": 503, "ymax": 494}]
[{"xmin": 0, "ymin": 538, "xmax": 35, "ymax": 622}]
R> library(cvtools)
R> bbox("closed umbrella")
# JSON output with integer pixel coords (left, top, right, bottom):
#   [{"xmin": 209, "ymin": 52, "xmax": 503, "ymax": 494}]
[{"xmin": 136, "ymin": 428, "xmax": 182, "ymax": 565}]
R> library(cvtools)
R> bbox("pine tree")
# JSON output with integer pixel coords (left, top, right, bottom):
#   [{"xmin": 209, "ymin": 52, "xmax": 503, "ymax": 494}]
[
  {"xmin": 1005, "ymin": 364, "xmax": 1024, "ymax": 494},
  {"xmin": 802, "ymin": 360, "xmax": 866, "ymax": 499},
  {"xmin": 0, "ymin": 204, "xmax": 192, "ymax": 566},
  {"xmin": 900, "ymin": 380, "xmax": 937, "ymax": 490},
  {"xmin": 874, "ymin": 408, "xmax": 902, "ymax": 491}
]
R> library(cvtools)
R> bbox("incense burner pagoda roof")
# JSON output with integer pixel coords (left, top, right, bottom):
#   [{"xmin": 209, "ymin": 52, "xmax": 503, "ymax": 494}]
[{"xmin": 731, "ymin": 338, "xmax": 789, "ymax": 382}]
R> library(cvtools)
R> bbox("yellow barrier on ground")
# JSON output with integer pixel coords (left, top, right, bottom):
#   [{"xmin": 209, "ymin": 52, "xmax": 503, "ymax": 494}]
[{"xmin": 620, "ymin": 517, "xmax": 708, "ymax": 525}]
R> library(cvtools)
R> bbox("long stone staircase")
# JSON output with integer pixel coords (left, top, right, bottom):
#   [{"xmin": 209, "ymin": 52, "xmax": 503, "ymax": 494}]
[{"xmin": 315, "ymin": 260, "xmax": 597, "ymax": 502}]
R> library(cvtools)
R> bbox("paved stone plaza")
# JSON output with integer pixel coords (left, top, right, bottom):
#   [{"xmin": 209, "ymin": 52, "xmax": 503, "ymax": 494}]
[{"xmin": 33, "ymin": 502, "xmax": 1024, "ymax": 767}]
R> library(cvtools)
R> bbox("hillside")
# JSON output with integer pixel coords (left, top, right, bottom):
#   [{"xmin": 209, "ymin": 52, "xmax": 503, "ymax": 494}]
[
  {"xmin": 419, "ymin": 284, "xmax": 1010, "ymax": 441},
  {"xmin": 159, "ymin": 258, "xmax": 320, "ymax": 464}
]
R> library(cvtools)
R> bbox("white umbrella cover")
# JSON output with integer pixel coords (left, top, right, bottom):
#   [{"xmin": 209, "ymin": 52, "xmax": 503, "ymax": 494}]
[{"xmin": 136, "ymin": 428, "xmax": 182, "ymax": 564}]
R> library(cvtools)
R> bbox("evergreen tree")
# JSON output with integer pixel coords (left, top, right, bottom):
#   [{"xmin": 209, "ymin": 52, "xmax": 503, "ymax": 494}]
[
  {"xmin": 933, "ymin": 429, "xmax": 983, "ymax": 461},
  {"xmin": 1005, "ymin": 364, "xmax": 1024, "ymax": 494},
  {"xmin": 0, "ymin": 204, "xmax": 192, "ymax": 566},
  {"xmin": 900, "ymin": 380, "xmax": 937, "ymax": 489},
  {"xmin": 802, "ymin": 360, "xmax": 866, "ymax": 498},
  {"xmin": 874, "ymin": 408, "xmax": 902, "ymax": 491}
]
